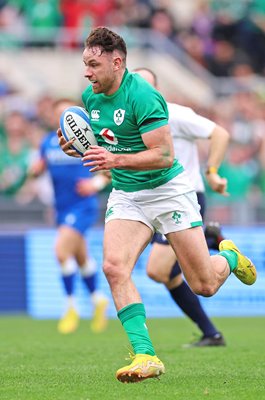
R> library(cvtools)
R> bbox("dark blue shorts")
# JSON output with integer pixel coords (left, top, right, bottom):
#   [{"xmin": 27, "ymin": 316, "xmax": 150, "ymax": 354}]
[
  {"xmin": 56, "ymin": 206, "xmax": 99, "ymax": 235},
  {"xmin": 151, "ymin": 192, "xmax": 206, "ymax": 245}
]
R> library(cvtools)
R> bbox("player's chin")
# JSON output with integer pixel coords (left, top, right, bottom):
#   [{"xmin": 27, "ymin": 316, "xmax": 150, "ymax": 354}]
[{"xmin": 91, "ymin": 85, "xmax": 101, "ymax": 94}]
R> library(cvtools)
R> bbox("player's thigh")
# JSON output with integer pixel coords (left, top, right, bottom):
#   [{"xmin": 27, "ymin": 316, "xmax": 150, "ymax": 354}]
[
  {"xmin": 55, "ymin": 225, "xmax": 83, "ymax": 259},
  {"xmin": 146, "ymin": 242, "xmax": 177, "ymax": 282},
  {"xmin": 104, "ymin": 219, "xmax": 153, "ymax": 273},
  {"xmin": 74, "ymin": 235, "xmax": 89, "ymax": 266},
  {"xmin": 166, "ymin": 226, "xmax": 213, "ymax": 287}
]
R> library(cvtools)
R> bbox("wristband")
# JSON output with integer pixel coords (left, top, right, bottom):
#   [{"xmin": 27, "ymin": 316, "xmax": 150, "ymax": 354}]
[
  {"xmin": 205, "ymin": 166, "xmax": 218, "ymax": 175},
  {"xmin": 92, "ymin": 175, "xmax": 107, "ymax": 191}
]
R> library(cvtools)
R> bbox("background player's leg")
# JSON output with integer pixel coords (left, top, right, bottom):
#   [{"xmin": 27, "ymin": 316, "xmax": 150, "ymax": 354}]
[
  {"xmin": 55, "ymin": 225, "xmax": 80, "ymax": 334},
  {"xmin": 76, "ymin": 236, "xmax": 109, "ymax": 333},
  {"xmin": 147, "ymin": 241, "xmax": 225, "ymax": 346}
]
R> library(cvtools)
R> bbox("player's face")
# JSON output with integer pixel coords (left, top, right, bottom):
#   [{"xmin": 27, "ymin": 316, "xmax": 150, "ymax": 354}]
[
  {"xmin": 54, "ymin": 101, "xmax": 74, "ymax": 127},
  {"xmin": 83, "ymin": 46, "xmax": 119, "ymax": 95}
]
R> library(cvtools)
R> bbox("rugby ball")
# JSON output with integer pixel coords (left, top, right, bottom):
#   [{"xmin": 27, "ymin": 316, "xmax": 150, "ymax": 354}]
[{"xmin": 60, "ymin": 106, "xmax": 97, "ymax": 155}]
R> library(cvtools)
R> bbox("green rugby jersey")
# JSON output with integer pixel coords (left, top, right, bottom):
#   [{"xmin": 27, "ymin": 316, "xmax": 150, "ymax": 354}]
[{"xmin": 82, "ymin": 69, "xmax": 184, "ymax": 192}]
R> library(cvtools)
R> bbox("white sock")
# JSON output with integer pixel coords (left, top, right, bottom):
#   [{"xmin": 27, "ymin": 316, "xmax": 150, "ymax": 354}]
[
  {"xmin": 91, "ymin": 291, "xmax": 109, "ymax": 305},
  {"xmin": 61, "ymin": 258, "xmax": 77, "ymax": 276},
  {"xmin": 66, "ymin": 295, "xmax": 76, "ymax": 309},
  {"xmin": 79, "ymin": 258, "xmax": 97, "ymax": 277}
]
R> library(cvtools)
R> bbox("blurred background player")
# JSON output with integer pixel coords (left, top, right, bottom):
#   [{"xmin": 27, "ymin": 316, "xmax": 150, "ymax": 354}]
[
  {"xmin": 29, "ymin": 98, "xmax": 109, "ymax": 334},
  {"xmin": 134, "ymin": 68, "xmax": 228, "ymax": 347}
]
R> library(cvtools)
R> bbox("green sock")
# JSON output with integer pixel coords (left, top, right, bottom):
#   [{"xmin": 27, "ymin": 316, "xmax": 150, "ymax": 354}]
[
  {"xmin": 219, "ymin": 250, "xmax": 238, "ymax": 272},
  {"xmin": 118, "ymin": 303, "xmax": 155, "ymax": 356}
]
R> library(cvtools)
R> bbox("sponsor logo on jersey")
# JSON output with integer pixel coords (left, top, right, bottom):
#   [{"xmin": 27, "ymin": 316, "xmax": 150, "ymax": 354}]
[
  {"xmin": 114, "ymin": 108, "xmax": 125, "ymax": 126},
  {"xmin": 99, "ymin": 128, "xmax": 118, "ymax": 145},
  {"xmin": 105, "ymin": 145, "xmax": 131, "ymax": 152},
  {"xmin": 91, "ymin": 109, "xmax": 100, "ymax": 121}
]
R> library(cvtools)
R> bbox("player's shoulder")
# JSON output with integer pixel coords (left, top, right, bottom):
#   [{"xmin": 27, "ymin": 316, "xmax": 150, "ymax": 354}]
[{"xmin": 127, "ymin": 71, "xmax": 159, "ymax": 95}]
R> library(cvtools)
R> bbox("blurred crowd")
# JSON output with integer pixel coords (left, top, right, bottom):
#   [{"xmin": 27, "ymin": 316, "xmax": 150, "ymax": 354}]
[
  {"xmin": 0, "ymin": 90, "xmax": 264, "ymax": 226},
  {"xmin": 1, "ymin": 0, "xmax": 265, "ymax": 77},
  {"xmin": 0, "ymin": 0, "xmax": 265, "ymax": 226}
]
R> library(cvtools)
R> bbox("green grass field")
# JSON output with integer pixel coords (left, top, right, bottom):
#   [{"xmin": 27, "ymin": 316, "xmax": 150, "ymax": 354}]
[{"xmin": 0, "ymin": 316, "xmax": 264, "ymax": 400}]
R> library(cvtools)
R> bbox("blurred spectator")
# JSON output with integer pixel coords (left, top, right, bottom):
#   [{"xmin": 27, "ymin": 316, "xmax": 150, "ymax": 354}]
[
  {"xmin": 209, "ymin": 0, "xmax": 265, "ymax": 76},
  {"xmin": 148, "ymin": 7, "xmax": 178, "ymax": 42},
  {"xmin": 204, "ymin": 91, "xmax": 265, "ymax": 224},
  {"xmin": 209, "ymin": 0, "xmax": 250, "ymax": 44},
  {"xmin": 34, "ymin": 93, "xmax": 55, "ymax": 131},
  {"xmin": 205, "ymin": 39, "xmax": 237, "ymax": 77},
  {"xmin": 60, "ymin": 0, "xmax": 115, "ymax": 47},
  {"xmin": 191, "ymin": 0, "xmax": 214, "ymax": 55},
  {"xmin": 0, "ymin": 1, "xmax": 26, "ymax": 47},
  {"xmin": 0, "ymin": 111, "xmax": 32, "ymax": 196},
  {"xmin": 22, "ymin": 0, "xmax": 62, "ymax": 46},
  {"xmin": 106, "ymin": 0, "xmax": 152, "ymax": 28},
  {"xmin": 240, "ymin": 0, "xmax": 265, "ymax": 74},
  {"xmin": 178, "ymin": 30, "xmax": 208, "ymax": 68}
]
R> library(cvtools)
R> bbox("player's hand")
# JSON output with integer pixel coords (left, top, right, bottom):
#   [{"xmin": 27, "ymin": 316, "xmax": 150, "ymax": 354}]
[
  {"xmin": 82, "ymin": 146, "xmax": 117, "ymax": 172},
  {"xmin": 57, "ymin": 128, "xmax": 81, "ymax": 158},
  {"xmin": 206, "ymin": 173, "xmax": 229, "ymax": 196},
  {"xmin": 76, "ymin": 178, "xmax": 100, "ymax": 196},
  {"xmin": 28, "ymin": 159, "xmax": 46, "ymax": 178}
]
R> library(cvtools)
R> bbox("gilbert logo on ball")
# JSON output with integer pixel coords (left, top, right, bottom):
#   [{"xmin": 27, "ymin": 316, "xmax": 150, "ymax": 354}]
[{"xmin": 60, "ymin": 106, "xmax": 97, "ymax": 155}]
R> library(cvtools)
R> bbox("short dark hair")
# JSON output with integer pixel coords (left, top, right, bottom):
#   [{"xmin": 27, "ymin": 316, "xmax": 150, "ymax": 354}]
[
  {"xmin": 133, "ymin": 67, "xmax": 158, "ymax": 87},
  {"xmin": 85, "ymin": 27, "xmax": 127, "ymax": 59}
]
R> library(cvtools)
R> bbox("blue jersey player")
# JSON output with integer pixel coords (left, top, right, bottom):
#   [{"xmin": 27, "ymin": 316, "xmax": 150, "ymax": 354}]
[{"xmin": 30, "ymin": 98, "xmax": 109, "ymax": 334}]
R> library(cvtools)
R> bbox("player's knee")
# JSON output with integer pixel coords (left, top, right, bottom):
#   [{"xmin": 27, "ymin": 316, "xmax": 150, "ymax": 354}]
[
  {"xmin": 147, "ymin": 268, "xmax": 167, "ymax": 283},
  {"xmin": 103, "ymin": 259, "xmax": 129, "ymax": 285},
  {"xmin": 191, "ymin": 282, "xmax": 216, "ymax": 297}
]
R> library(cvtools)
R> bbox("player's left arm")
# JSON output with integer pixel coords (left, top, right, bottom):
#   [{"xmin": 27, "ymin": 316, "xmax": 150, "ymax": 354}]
[
  {"xmin": 82, "ymin": 124, "xmax": 174, "ymax": 172},
  {"xmin": 205, "ymin": 124, "xmax": 230, "ymax": 196}
]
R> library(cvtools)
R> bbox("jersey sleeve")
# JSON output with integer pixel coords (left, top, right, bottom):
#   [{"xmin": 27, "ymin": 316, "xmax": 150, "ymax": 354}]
[
  {"xmin": 168, "ymin": 103, "xmax": 216, "ymax": 139},
  {"xmin": 132, "ymin": 81, "xmax": 169, "ymax": 134}
]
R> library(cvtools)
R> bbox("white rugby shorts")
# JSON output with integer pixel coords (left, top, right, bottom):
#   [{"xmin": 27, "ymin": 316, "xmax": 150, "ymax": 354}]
[{"xmin": 105, "ymin": 171, "xmax": 202, "ymax": 234}]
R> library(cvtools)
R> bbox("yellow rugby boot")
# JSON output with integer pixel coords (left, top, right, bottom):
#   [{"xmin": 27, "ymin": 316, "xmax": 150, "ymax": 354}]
[
  {"xmin": 116, "ymin": 353, "xmax": 165, "ymax": 383},
  {"xmin": 219, "ymin": 240, "xmax": 257, "ymax": 285},
  {"xmin": 57, "ymin": 307, "xmax": 80, "ymax": 334},
  {"xmin": 90, "ymin": 298, "xmax": 109, "ymax": 333}
]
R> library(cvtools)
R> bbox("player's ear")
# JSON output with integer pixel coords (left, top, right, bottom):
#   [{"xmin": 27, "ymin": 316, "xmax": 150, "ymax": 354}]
[{"xmin": 113, "ymin": 56, "xmax": 122, "ymax": 71}]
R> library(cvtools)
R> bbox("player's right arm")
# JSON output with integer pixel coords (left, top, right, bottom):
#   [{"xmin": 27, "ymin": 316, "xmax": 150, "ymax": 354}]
[
  {"xmin": 82, "ymin": 124, "xmax": 174, "ymax": 172},
  {"xmin": 171, "ymin": 104, "xmax": 230, "ymax": 196},
  {"xmin": 205, "ymin": 124, "xmax": 230, "ymax": 196}
]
